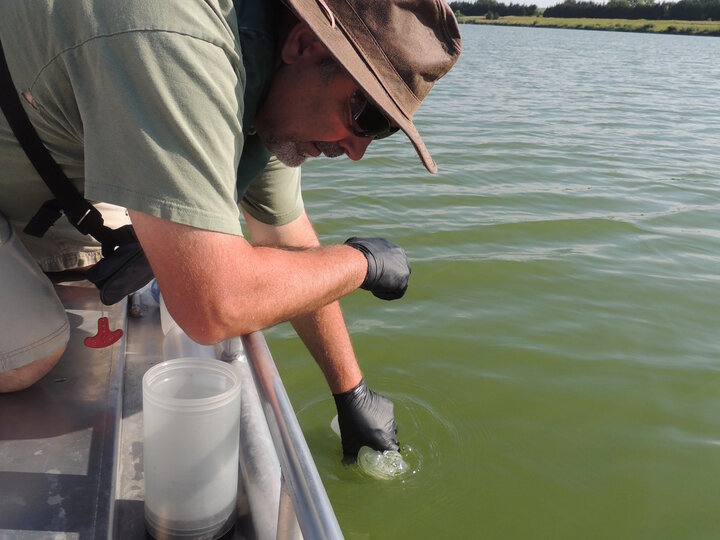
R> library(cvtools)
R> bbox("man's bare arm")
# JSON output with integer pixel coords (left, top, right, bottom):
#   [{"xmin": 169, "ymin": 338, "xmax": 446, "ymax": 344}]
[
  {"xmin": 242, "ymin": 209, "xmax": 363, "ymax": 393},
  {"xmin": 129, "ymin": 210, "xmax": 367, "ymax": 344},
  {"xmin": 243, "ymin": 209, "xmax": 399, "ymax": 455}
]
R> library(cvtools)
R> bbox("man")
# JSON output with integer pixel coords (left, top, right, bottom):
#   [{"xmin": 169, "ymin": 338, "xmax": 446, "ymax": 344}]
[{"xmin": 0, "ymin": 0, "xmax": 461, "ymax": 458}]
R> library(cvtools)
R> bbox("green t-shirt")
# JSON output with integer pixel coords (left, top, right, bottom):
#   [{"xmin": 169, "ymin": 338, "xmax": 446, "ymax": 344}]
[
  {"xmin": 0, "ymin": 0, "xmax": 303, "ymax": 271},
  {"xmin": 233, "ymin": 0, "xmax": 303, "ymax": 225}
]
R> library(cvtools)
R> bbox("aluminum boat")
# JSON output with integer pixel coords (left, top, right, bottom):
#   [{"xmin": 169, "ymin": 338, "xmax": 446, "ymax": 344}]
[{"xmin": 0, "ymin": 280, "xmax": 343, "ymax": 540}]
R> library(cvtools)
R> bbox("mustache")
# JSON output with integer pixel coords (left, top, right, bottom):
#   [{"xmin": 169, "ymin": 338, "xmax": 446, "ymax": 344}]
[{"xmin": 315, "ymin": 142, "xmax": 345, "ymax": 158}]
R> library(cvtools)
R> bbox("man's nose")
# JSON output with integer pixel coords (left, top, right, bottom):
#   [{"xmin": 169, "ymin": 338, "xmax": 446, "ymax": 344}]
[{"xmin": 341, "ymin": 135, "xmax": 373, "ymax": 161}]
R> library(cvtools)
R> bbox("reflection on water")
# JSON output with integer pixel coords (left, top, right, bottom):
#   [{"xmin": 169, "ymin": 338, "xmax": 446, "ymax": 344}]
[{"xmin": 269, "ymin": 25, "xmax": 720, "ymax": 539}]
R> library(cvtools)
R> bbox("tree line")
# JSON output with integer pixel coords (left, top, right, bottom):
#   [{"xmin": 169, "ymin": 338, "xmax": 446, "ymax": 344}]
[
  {"xmin": 450, "ymin": 0, "xmax": 720, "ymax": 20},
  {"xmin": 544, "ymin": 0, "xmax": 720, "ymax": 19},
  {"xmin": 450, "ymin": 1, "xmax": 539, "ymax": 17}
]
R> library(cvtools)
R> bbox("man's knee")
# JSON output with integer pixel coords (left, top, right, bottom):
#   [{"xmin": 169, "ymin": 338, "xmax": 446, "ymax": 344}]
[
  {"xmin": 0, "ymin": 346, "xmax": 66, "ymax": 393},
  {"xmin": 1, "ymin": 213, "xmax": 71, "ymax": 392}
]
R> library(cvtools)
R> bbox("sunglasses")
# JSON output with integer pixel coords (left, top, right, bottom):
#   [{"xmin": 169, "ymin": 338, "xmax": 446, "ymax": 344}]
[{"xmin": 349, "ymin": 90, "xmax": 399, "ymax": 140}]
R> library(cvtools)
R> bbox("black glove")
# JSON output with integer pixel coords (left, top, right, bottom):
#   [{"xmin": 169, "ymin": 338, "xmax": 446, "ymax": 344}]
[
  {"xmin": 333, "ymin": 379, "xmax": 399, "ymax": 459},
  {"xmin": 345, "ymin": 237, "xmax": 411, "ymax": 300}
]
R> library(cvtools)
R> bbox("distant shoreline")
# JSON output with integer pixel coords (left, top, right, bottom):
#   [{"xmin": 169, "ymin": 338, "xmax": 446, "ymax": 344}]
[{"xmin": 457, "ymin": 15, "xmax": 720, "ymax": 37}]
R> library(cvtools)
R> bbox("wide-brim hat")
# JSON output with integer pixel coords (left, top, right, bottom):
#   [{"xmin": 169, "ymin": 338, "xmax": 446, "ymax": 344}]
[{"xmin": 283, "ymin": 0, "xmax": 462, "ymax": 174}]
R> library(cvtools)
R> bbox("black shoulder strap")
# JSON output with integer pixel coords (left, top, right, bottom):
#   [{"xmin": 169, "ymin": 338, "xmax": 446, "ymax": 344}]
[{"xmin": 0, "ymin": 38, "xmax": 123, "ymax": 255}]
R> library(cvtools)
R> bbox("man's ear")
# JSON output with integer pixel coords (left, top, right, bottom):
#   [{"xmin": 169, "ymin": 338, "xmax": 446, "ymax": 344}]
[{"xmin": 280, "ymin": 22, "xmax": 329, "ymax": 64}]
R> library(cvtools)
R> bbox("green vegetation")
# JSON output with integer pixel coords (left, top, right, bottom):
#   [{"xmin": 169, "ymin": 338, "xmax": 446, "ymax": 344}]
[
  {"xmin": 451, "ymin": 0, "xmax": 720, "ymax": 35},
  {"xmin": 544, "ymin": 0, "xmax": 720, "ymax": 20},
  {"xmin": 452, "ymin": 1, "xmax": 539, "ymax": 17},
  {"xmin": 455, "ymin": 14, "xmax": 720, "ymax": 35},
  {"xmin": 451, "ymin": 0, "xmax": 720, "ymax": 20}
]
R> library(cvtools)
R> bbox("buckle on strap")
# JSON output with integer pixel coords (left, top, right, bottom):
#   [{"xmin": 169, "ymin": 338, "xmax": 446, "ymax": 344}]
[
  {"xmin": 71, "ymin": 204, "xmax": 104, "ymax": 236},
  {"xmin": 67, "ymin": 204, "xmax": 120, "ymax": 256}
]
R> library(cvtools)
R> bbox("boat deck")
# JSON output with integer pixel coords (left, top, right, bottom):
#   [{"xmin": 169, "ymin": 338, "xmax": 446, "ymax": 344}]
[
  {"xmin": 0, "ymin": 282, "xmax": 126, "ymax": 539},
  {"xmin": 0, "ymin": 282, "xmax": 253, "ymax": 539}
]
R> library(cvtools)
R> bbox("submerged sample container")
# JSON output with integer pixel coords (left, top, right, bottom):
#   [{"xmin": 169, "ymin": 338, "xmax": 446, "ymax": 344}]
[{"xmin": 143, "ymin": 358, "xmax": 241, "ymax": 539}]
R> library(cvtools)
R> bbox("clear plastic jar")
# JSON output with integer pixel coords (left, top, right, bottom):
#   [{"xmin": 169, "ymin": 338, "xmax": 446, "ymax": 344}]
[{"xmin": 143, "ymin": 358, "xmax": 241, "ymax": 539}]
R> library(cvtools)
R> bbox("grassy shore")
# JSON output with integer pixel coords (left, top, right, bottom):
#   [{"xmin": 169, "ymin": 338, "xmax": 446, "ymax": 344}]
[{"xmin": 457, "ymin": 15, "xmax": 720, "ymax": 36}]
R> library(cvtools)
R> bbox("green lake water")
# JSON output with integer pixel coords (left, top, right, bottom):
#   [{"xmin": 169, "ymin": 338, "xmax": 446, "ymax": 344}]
[{"xmin": 264, "ymin": 25, "xmax": 720, "ymax": 539}]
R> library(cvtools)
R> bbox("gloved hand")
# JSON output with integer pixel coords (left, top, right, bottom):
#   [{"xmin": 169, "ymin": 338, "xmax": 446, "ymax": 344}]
[
  {"xmin": 345, "ymin": 237, "xmax": 411, "ymax": 300},
  {"xmin": 333, "ymin": 378, "xmax": 399, "ymax": 458}
]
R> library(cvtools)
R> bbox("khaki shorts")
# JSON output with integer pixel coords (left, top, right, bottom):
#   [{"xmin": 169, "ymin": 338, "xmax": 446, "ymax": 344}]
[
  {"xmin": 14, "ymin": 203, "xmax": 132, "ymax": 273},
  {"xmin": 0, "ymin": 213, "xmax": 70, "ymax": 372}
]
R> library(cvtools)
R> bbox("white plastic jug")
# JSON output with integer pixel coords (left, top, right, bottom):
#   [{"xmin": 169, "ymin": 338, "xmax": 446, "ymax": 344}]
[{"xmin": 158, "ymin": 292, "xmax": 216, "ymax": 360}]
